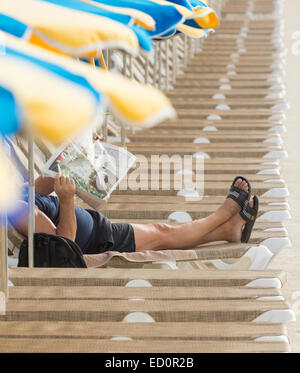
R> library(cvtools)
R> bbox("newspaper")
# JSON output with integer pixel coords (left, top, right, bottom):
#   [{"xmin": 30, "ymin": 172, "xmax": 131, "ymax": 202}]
[{"xmin": 42, "ymin": 135, "xmax": 136, "ymax": 209}]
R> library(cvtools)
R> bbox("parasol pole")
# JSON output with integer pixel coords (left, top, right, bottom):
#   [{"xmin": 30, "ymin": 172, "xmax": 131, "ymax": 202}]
[
  {"xmin": 165, "ymin": 39, "xmax": 169, "ymax": 91},
  {"xmin": 172, "ymin": 37, "xmax": 177, "ymax": 83},
  {"xmin": 145, "ymin": 55, "xmax": 149, "ymax": 84},
  {"xmin": 0, "ymin": 213, "xmax": 8, "ymax": 302},
  {"xmin": 129, "ymin": 55, "xmax": 134, "ymax": 80},
  {"xmin": 27, "ymin": 130, "xmax": 35, "ymax": 268},
  {"xmin": 158, "ymin": 41, "xmax": 162, "ymax": 89},
  {"xmin": 106, "ymin": 50, "xmax": 110, "ymax": 69},
  {"xmin": 0, "ymin": 135, "xmax": 8, "ymax": 300},
  {"xmin": 183, "ymin": 34, "xmax": 188, "ymax": 68},
  {"xmin": 153, "ymin": 43, "xmax": 158, "ymax": 87}
]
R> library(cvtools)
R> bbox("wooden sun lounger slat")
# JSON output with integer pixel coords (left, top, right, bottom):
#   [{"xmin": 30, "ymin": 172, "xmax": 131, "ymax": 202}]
[
  {"xmin": 120, "ymin": 168, "xmax": 282, "ymax": 178},
  {"xmin": 169, "ymin": 96, "xmax": 284, "ymax": 103},
  {"xmin": 174, "ymin": 104, "xmax": 283, "ymax": 112},
  {"xmin": 8, "ymin": 268, "xmax": 287, "ymax": 287},
  {"xmin": 128, "ymin": 133, "xmax": 282, "ymax": 142},
  {"xmin": 107, "ymin": 195, "xmax": 286, "ymax": 205},
  {"xmin": 183, "ymin": 56, "xmax": 282, "ymax": 62},
  {"xmin": 129, "ymin": 129, "xmax": 282, "ymax": 136},
  {"xmin": 0, "ymin": 338, "xmax": 290, "ymax": 353},
  {"xmin": 174, "ymin": 108, "xmax": 282, "ymax": 115},
  {"xmin": 184, "ymin": 55, "xmax": 281, "ymax": 62},
  {"xmin": 165, "ymin": 91, "xmax": 282, "ymax": 99},
  {"xmin": 112, "ymin": 186, "xmax": 284, "ymax": 198},
  {"xmin": 153, "ymin": 122, "xmax": 282, "ymax": 130},
  {"xmin": 188, "ymin": 48, "xmax": 279, "ymax": 53},
  {"xmin": 176, "ymin": 70, "xmax": 280, "ymax": 77},
  {"xmin": 127, "ymin": 143, "xmax": 282, "ymax": 152},
  {"xmin": 126, "ymin": 149, "xmax": 282, "ymax": 160},
  {"xmin": 130, "ymin": 157, "xmax": 280, "ymax": 165},
  {"xmin": 0, "ymin": 321, "xmax": 287, "ymax": 341},
  {"xmin": 8, "ymin": 286, "xmax": 282, "ymax": 300},
  {"xmin": 179, "ymin": 71, "xmax": 282, "ymax": 78},
  {"xmin": 124, "ymin": 166, "xmax": 280, "ymax": 176},
  {"xmin": 207, "ymin": 36, "xmax": 278, "ymax": 40},
  {"xmin": 0, "ymin": 298, "xmax": 290, "ymax": 323},
  {"xmin": 116, "ymin": 174, "xmax": 282, "ymax": 184},
  {"xmin": 100, "ymin": 205, "xmax": 286, "ymax": 221},
  {"xmin": 120, "ymin": 166, "xmax": 281, "ymax": 175},
  {"xmin": 169, "ymin": 75, "xmax": 283, "ymax": 83}
]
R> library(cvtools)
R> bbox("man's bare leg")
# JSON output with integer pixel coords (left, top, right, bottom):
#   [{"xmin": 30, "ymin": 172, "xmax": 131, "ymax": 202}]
[{"xmin": 132, "ymin": 179, "xmax": 249, "ymax": 252}]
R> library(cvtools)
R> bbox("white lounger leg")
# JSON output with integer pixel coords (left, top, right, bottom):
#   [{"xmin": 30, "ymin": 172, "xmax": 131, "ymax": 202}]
[{"xmin": 211, "ymin": 246, "xmax": 273, "ymax": 270}]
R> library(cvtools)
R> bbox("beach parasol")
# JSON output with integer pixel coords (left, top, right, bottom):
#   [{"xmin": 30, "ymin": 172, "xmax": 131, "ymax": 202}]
[
  {"xmin": 81, "ymin": 0, "xmax": 156, "ymax": 32},
  {"xmin": 0, "ymin": 143, "xmax": 23, "ymax": 300},
  {"xmin": 85, "ymin": 0, "xmax": 214, "ymax": 39},
  {"xmin": 0, "ymin": 41, "xmax": 104, "ymax": 143},
  {"xmin": 3, "ymin": 33, "xmax": 176, "ymax": 133},
  {"xmin": 0, "ymin": 0, "xmax": 152, "ymax": 56},
  {"xmin": 83, "ymin": 0, "xmax": 184, "ymax": 38},
  {"xmin": 0, "ymin": 31, "xmax": 107, "ymax": 271},
  {"xmin": 0, "ymin": 85, "xmax": 23, "ymax": 137},
  {"xmin": 1, "ymin": 32, "xmax": 176, "ymax": 269}
]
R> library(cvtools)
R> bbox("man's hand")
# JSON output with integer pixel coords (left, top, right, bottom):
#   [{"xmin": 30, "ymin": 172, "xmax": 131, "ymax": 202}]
[{"xmin": 54, "ymin": 174, "xmax": 75, "ymax": 202}]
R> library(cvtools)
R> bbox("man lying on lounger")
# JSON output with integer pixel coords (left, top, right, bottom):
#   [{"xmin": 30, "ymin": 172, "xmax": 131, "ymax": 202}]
[{"xmin": 12, "ymin": 174, "xmax": 259, "ymax": 254}]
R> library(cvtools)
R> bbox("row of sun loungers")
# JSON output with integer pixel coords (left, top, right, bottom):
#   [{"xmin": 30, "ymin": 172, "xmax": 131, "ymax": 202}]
[{"xmin": 0, "ymin": 0, "xmax": 295, "ymax": 353}]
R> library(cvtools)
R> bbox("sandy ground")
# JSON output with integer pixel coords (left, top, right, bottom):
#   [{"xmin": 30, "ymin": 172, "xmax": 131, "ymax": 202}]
[{"xmin": 269, "ymin": 0, "xmax": 300, "ymax": 352}]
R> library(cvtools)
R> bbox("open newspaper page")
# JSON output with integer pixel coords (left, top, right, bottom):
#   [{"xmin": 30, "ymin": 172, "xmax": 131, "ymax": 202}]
[{"xmin": 42, "ymin": 136, "xmax": 136, "ymax": 209}]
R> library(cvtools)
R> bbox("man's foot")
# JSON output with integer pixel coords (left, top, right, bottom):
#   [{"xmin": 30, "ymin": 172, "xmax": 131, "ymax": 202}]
[
  {"xmin": 223, "ymin": 197, "xmax": 255, "ymax": 243},
  {"xmin": 220, "ymin": 178, "xmax": 250, "ymax": 218}
]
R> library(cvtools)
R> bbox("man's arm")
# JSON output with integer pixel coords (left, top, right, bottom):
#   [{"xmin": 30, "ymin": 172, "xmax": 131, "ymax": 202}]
[
  {"xmin": 13, "ymin": 175, "xmax": 77, "ymax": 242},
  {"xmin": 54, "ymin": 175, "xmax": 77, "ymax": 241},
  {"xmin": 35, "ymin": 175, "xmax": 55, "ymax": 196},
  {"xmin": 12, "ymin": 202, "xmax": 58, "ymax": 239}
]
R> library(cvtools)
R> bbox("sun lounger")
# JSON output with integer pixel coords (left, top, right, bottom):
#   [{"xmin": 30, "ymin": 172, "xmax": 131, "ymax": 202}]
[
  {"xmin": 8, "ymin": 267, "xmax": 287, "ymax": 287},
  {"xmin": 0, "ymin": 298, "xmax": 293, "ymax": 323},
  {"xmin": 0, "ymin": 337, "xmax": 290, "ymax": 353},
  {"xmin": 1, "ymin": 0, "xmax": 293, "ymax": 354},
  {"xmin": 0, "ymin": 320, "xmax": 287, "ymax": 341},
  {"xmin": 8, "ymin": 285, "xmax": 283, "ymax": 301}
]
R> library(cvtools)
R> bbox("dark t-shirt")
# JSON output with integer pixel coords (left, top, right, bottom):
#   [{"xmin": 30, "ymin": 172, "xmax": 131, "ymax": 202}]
[{"xmin": 34, "ymin": 193, "xmax": 96, "ymax": 253}]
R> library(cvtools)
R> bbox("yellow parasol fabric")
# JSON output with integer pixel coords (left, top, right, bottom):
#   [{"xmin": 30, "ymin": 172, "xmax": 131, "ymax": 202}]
[
  {"xmin": 2, "ymin": 33, "xmax": 176, "ymax": 143},
  {"xmin": 0, "ymin": 56, "xmax": 102, "ymax": 144},
  {"xmin": 192, "ymin": 6, "xmax": 219, "ymax": 29},
  {"xmin": 0, "ymin": 0, "xmax": 140, "ymax": 57},
  {"xmin": 153, "ymin": 0, "xmax": 218, "ymax": 38}
]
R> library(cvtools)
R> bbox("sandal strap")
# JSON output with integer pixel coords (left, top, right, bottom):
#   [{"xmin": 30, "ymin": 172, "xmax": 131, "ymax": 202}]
[
  {"xmin": 240, "ymin": 202, "xmax": 257, "ymax": 223},
  {"xmin": 227, "ymin": 176, "xmax": 252, "ymax": 210},
  {"xmin": 230, "ymin": 176, "xmax": 251, "ymax": 199},
  {"xmin": 227, "ymin": 187, "xmax": 249, "ymax": 209}
]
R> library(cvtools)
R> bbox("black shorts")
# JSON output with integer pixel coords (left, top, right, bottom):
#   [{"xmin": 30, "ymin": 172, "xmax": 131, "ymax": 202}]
[{"xmin": 84, "ymin": 209, "xmax": 136, "ymax": 254}]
